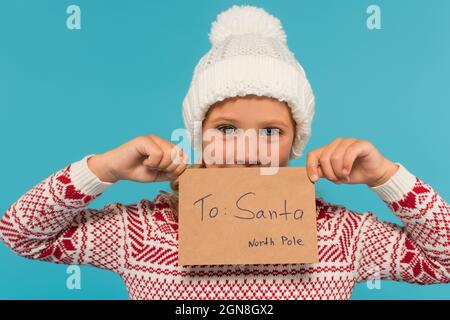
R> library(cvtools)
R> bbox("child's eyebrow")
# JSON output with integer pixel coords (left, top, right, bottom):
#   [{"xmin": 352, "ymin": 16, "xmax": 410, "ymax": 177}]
[
  {"xmin": 207, "ymin": 117, "xmax": 290, "ymax": 129},
  {"xmin": 207, "ymin": 116, "xmax": 240, "ymax": 124},
  {"xmin": 258, "ymin": 120, "xmax": 290, "ymax": 128}
]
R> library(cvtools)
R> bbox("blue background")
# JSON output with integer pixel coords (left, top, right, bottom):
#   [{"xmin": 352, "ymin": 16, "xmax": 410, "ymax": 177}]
[{"xmin": 0, "ymin": 0, "xmax": 449, "ymax": 299}]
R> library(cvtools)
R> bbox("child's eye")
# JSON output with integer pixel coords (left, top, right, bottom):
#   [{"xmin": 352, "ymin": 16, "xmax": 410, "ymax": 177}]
[
  {"xmin": 216, "ymin": 125, "xmax": 237, "ymax": 135},
  {"xmin": 260, "ymin": 128, "xmax": 281, "ymax": 136}
]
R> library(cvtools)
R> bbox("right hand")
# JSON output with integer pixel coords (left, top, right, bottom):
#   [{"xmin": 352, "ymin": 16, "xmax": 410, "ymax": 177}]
[{"xmin": 87, "ymin": 135, "xmax": 189, "ymax": 183}]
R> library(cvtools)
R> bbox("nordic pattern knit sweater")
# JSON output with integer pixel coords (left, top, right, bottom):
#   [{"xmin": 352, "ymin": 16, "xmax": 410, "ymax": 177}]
[{"xmin": 0, "ymin": 154, "xmax": 449, "ymax": 300}]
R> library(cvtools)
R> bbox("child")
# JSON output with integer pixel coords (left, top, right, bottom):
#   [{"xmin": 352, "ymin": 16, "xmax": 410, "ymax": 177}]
[{"xmin": 0, "ymin": 5, "xmax": 449, "ymax": 300}]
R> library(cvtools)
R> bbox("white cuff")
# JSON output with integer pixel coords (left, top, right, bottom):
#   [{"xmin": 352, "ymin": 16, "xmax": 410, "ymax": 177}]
[
  {"xmin": 69, "ymin": 154, "xmax": 115, "ymax": 196},
  {"xmin": 368, "ymin": 162, "xmax": 417, "ymax": 203}
]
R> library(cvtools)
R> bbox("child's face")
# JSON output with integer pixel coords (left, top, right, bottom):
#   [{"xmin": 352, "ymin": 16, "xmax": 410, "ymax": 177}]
[{"xmin": 202, "ymin": 94, "xmax": 296, "ymax": 168}]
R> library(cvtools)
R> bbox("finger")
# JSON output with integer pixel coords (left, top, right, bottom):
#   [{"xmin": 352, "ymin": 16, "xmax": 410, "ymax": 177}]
[
  {"xmin": 342, "ymin": 140, "xmax": 373, "ymax": 175},
  {"xmin": 165, "ymin": 152, "xmax": 188, "ymax": 177},
  {"xmin": 162, "ymin": 146, "xmax": 188, "ymax": 175},
  {"xmin": 330, "ymin": 138, "xmax": 357, "ymax": 182},
  {"xmin": 164, "ymin": 157, "xmax": 189, "ymax": 181},
  {"xmin": 318, "ymin": 139, "xmax": 342, "ymax": 182},
  {"xmin": 137, "ymin": 137, "xmax": 165, "ymax": 168},
  {"xmin": 167, "ymin": 162, "xmax": 188, "ymax": 180},
  {"xmin": 317, "ymin": 165, "xmax": 324, "ymax": 179},
  {"xmin": 146, "ymin": 135, "xmax": 177, "ymax": 170},
  {"xmin": 306, "ymin": 148, "xmax": 323, "ymax": 182},
  {"xmin": 170, "ymin": 145, "xmax": 188, "ymax": 166}
]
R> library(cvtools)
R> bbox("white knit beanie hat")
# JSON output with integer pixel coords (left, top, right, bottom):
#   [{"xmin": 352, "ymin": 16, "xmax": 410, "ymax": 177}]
[{"xmin": 182, "ymin": 5, "xmax": 315, "ymax": 160}]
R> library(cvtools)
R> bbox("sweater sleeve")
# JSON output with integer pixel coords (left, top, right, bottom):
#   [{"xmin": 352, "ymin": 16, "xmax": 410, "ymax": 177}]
[
  {"xmin": 0, "ymin": 154, "xmax": 126, "ymax": 273},
  {"xmin": 354, "ymin": 163, "xmax": 450, "ymax": 284}
]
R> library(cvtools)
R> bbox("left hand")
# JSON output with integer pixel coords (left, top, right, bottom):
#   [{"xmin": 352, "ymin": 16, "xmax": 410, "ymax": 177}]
[{"xmin": 306, "ymin": 138, "xmax": 399, "ymax": 187}]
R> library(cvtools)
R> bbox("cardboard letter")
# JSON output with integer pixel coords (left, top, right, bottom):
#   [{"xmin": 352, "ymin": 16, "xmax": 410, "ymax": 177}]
[{"xmin": 178, "ymin": 167, "xmax": 318, "ymax": 266}]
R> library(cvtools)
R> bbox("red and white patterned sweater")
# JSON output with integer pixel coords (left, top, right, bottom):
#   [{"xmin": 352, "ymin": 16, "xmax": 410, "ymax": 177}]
[{"xmin": 0, "ymin": 154, "xmax": 449, "ymax": 299}]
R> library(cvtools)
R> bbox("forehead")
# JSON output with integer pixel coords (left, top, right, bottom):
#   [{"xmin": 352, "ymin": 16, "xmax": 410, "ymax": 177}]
[{"xmin": 205, "ymin": 94, "xmax": 292, "ymax": 121}]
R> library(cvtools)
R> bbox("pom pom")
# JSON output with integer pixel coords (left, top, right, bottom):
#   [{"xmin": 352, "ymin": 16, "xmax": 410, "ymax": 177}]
[{"xmin": 209, "ymin": 5, "xmax": 287, "ymax": 45}]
